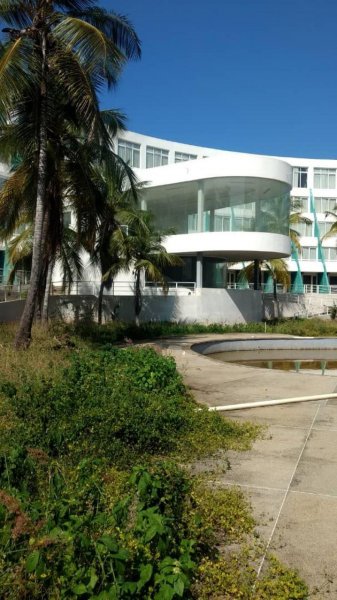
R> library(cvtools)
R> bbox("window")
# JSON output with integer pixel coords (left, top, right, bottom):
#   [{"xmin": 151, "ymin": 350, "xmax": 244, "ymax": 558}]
[
  {"xmin": 292, "ymin": 167, "xmax": 308, "ymax": 188},
  {"xmin": 118, "ymin": 139, "xmax": 140, "ymax": 168},
  {"xmin": 314, "ymin": 168, "xmax": 336, "ymax": 189},
  {"xmin": 317, "ymin": 221, "xmax": 335, "ymax": 236},
  {"xmin": 291, "ymin": 196, "xmax": 309, "ymax": 211},
  {"xmin": 294, "ymin": 221, "xmax": 312, "ymax": 236},
  {"xmin": 174, "ymin": 152, "xmax": 197, "ymax": 163},
  {"xmin": 314, "ymin": 197, "xmax": 337, "ymax": 213},
  {"xmin": 300, "ymin": 246, "xmax": 317, "ymax": 260},
  {"xmin": 324, "ymin": 247, "xmax": 337, "ymax": 261},
  {"xmin": 146, "ymin": 146, "xmax": 169, "ymax": 168},
  {"xmin": 214, "ymin": 215, "xmax": 230, "ymax": 232}
]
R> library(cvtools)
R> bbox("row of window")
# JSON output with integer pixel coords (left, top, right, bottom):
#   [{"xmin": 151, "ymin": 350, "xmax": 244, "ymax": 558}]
[
  {"xmin": 117, "ymin": 140, "xmax": 197, "ymax": 168},
  {"xmin": 294, "ymin": 220, "xmax": 337, "ymax": 236},
  {"xmin": 300, "ymin": 246, "xmax": 337, "ymax": 260},
  {"xmin": 293, "ymin": 167, "xmax": 337, "ymax": 189},
  {"xmin": 292, "ymin": 196, "xmax": 337, "ymax": 213}
]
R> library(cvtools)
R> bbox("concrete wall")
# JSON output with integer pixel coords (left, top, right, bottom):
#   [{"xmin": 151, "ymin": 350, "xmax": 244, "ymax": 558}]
[
  {"xmin": 0, "ymin": 290, "xmax": 263, "ymax": 325},
  {"xmin": 1, "ymin": 290, "xmax": 332, "ymax": 325},
  {"xmin": 47, "ymin": 288, "xmax": 263, "ymax": 324},
  {"xmin": 0, "ymin": 299, "xmax": 25, "ymax": 322}
]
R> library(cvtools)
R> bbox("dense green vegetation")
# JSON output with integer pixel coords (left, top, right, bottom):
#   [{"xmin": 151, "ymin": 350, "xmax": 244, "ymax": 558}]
[
  {"xmin": 0, "ymin": 324, "xmax": 309, "ymax": 598},
  {"xmin": 55, "ymin": 316, "xmax": 337, "ymax": 346}
]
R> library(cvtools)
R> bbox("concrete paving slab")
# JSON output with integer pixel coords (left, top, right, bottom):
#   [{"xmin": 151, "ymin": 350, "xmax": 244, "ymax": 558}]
[
  {"xmin": 270, "ymin": 492, "xmax": 337, "ymax": 599},
  {"xmin": 314, "ymin": 403, "xmax": 337, "ymax": 429},
  {"xmin": 291, "ymin": 430, "xmax": 337, "ymax": 496},
  {"xmin": 160, "ymin": 334, "xmax": 337, "ymax": 597},
  {"xmin": 221, "ymin": 426, "xmax": 307, "ymax": 489},
  {"xmin": 223, "ymin": 484, "xmax": 286, "ymax": 542},
  {"xmin": 223, "ymin": 401, "xmax": 321, "ymax": 428}
]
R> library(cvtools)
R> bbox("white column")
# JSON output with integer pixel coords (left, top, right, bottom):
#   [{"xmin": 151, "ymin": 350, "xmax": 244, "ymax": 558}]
[
  {"xmin": 197, "ymin": 181, "xmax": 204, "ymax": 233},
  {"xmin": 196, "ymin": 252, "xmax": 203, "ymax": 289},
  {"xmin": 141, "ymin": 198, "xmax": 147, "ymax": 211}
]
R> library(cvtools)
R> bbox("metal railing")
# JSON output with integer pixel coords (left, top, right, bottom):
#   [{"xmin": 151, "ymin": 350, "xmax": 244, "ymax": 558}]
[
  {"xmin": 0, "ymin": 283, "xmax": 30, "ymax": 302},
  {"xmin": 145, "ymin": 281, "xmax": 196, "ymax": 294},
  {"xmin": 0, "ymin": 269, "xmax": 30, "ymax": 285},
  {"xmin": 49, "ymin": 280, "xmax": 197, "ymax": 297}
]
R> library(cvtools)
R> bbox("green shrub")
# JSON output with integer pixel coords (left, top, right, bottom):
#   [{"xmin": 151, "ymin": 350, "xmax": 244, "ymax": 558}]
[
  {"xmin": 0, "ymin": 347, "xmax": 258, "ymax": 466},
  {"xmin": 0, "ymin": 341, "xmax": 308, "ymax": 599},
  {"xmin": 0, "ymin": 461, "xmax": 197, "ymax": 599}
]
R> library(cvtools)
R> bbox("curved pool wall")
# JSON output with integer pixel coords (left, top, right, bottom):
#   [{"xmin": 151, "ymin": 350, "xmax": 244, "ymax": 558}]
[
  {"xmin": 192, "ymin": 337, "xmax": 337, "ymax": 357},
  {"xmin": 192, "ymin": 337, "xmax": 337, "ymax": 410}
]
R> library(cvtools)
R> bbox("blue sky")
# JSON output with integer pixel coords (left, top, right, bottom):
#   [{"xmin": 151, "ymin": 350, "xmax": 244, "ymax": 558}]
[{"xmin": 100, "ymin": 0, "xmax": 337, "ymax": 158}]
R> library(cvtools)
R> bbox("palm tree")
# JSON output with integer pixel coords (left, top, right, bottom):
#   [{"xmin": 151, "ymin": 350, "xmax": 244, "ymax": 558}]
[
  {"xmin": 90, "ymin": 162, "xmax": 142, "ymax": 324},
  {"xmin": 289, "ymin": 197, "xmax": 312, "ymax": 249},
  {"xmin": 239, "ymin": 258, "xmax": 290, "ymax": 300},
  {"xmin": 4, "ymin": 219, "xmax": 83, "ymax": 320},
  {"xmin": 110, "ymin": 212, "xmax": 182, "ymax": 324},
  {"xmin": 0, "ymin": 0, "xmax": 141, "ymax": 348}
]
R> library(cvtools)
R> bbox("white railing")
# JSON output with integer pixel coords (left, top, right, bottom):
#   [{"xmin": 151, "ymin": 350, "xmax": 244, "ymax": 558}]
[
  {"xmin": 145, "ymin": 281, "xmax": 196, "ymax": 294},
  {"xmin": 0, "ymin": 269, "xmax": 30, "ymax": 285},
  {"xmin": 49, "ymin": 280, "xmax": 197, "ymax": 297},
  {"xmin": 0, "ymin": 283, "xmax": 30, "ymax": 302},
  {"xmin": 303, "ymin": 284, "xmax": 337, "ymax": 295}
]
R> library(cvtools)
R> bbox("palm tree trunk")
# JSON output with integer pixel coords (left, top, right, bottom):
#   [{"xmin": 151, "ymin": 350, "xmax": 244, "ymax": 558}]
[
  {"xmin": 273, "ymin": 278, "xmax": 277, "ymax": 300},
  {"xmin": 14, "ymin": 32, "xmax": 48, "ymax": 349},
  {"xmin": 134, "ymin": 269, "xmax": 142, "ymax": 326},
  {"xmin": 97, "ymin": 279, "xmax": 104, "ymax": 324},
  {"xmin": 36, "ymin": 208, "xmax": 50, "ymax": 321},
  {"xmin": 41, "ymin": 258, "xmax": 54, "ymax": 323}
]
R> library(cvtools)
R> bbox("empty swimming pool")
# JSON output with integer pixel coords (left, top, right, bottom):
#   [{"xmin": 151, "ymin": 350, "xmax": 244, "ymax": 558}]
[{"xmin": 193, "ymin": 337, "xmax": 337, "ymax": 375}]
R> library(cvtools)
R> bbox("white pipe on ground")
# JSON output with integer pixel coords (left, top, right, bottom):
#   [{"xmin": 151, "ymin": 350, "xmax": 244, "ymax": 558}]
[{"xmin": 209, "ymin": 393, "xmax": 337, "ymax": 412}]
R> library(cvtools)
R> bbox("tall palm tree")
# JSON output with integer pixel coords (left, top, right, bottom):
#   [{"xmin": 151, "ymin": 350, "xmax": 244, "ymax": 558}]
[
  {"xmin": 110, "ymin": 212, "xmax": 182, "ymax": 324},
  {"xmin": 0, "ymin": 0, "xmax": 140, "ymax": 348}
]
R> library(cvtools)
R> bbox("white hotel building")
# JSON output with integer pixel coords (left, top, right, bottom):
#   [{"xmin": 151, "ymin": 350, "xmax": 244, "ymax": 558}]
[
  {"xmin": 1, "ymin": 131, "xmax": 337, "ymax": 300},
  {"xmin": 115, "ymin": 131, "xmax": 337, "ymax": 295}
]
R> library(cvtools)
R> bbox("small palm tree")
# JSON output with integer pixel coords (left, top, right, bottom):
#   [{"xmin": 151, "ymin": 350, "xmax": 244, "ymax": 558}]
[
  {"xmin": 110, "ymin": 212, "xmax": 182, "ymax": 324},
  {"xmin": 90, "ymin": 163, "xmax": 141, "ymax": 324},
  {"xmin": 5, "ymin": 220, "xmax": 83, "ymax": 321},
  {"xmin": 289, "ymin": 197, "xmax": 312, "ymax": 249},
  {"xmin": 240, "ymin": 258, "xmax": 290, "ymax": 300}
]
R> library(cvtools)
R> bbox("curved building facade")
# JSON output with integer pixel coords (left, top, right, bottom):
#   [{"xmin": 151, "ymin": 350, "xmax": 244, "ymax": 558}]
[
  {"xmin": 115, "ymin": 131, "xmax": 337, "ymax": 293},
  {"xmin": 128, "ymin": 135, "xmax": 292, "ymax": 288}
]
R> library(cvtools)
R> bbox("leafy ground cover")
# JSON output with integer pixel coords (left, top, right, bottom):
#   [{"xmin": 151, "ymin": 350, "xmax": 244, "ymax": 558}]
[
  {"xmin": 58, "ymin": 317, "xmax": 337, "ymax": 347},
  {"xmin": 0, "ymin": 323, "xmax": 309, "ymax": 598}
]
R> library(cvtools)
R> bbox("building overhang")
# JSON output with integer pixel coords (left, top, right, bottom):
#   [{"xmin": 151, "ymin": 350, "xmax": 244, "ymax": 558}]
[{"xmin": 163, "ymin": 232, "xmax": 291, "ymax": 260}]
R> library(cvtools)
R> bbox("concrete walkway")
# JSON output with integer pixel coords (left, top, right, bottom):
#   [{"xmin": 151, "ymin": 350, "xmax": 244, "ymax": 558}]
[{"xmin": 160, "ymin": 334, "xmax": 337, "ymax": 599}]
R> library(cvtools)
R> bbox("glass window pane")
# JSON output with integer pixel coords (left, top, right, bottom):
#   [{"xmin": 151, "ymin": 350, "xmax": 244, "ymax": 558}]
[
  {"xmin": 118, "ymin": 139, "xmax": 141, "ymax": 168},
  {"xmin": 175, "ymin": 152, "xmax": 197, "ymax": 162},
  {"xmin": 146, "ymin": 146, "xmax": 169, "ymax": 168}
]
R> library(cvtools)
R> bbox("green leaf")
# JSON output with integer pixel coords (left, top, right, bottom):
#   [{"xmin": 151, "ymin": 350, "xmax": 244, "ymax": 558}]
[
  {"xmin": 174, "ymin": 578, "xmax": 184, "ymax": 596},
  {"xmin": 154, "ymin": 584, "xmax": 175, "ymax": 600},
  {"xmin": 25, "ymin": 550, "xmax": 40, "ymax": 573},
  {"xmin": 137, "ymin": 563, "xmax": 153, "ymax": 590},
  {"xmin": 89, "ymin": 569, "xmax": 99, "ymax": 591},
  {"xmin": 72, "ymin": 583, "xmax": 87, "ymax": 596},
  {"xmin": 99, "ymin": 535, "xmax": 118, "ymax": 552},
  {"xmin": 143, "ymin": 524, "xmax": 158, "ymax": 543}
]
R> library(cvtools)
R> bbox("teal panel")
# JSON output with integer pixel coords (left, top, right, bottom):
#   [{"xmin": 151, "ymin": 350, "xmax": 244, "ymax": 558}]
[
  {"xmin": 264, "ymin": 272, "xmax": 274, "ymax": 293},
  {"xmin": 238, "ymin": 262, "xmax": 250, "ymax": 289},
  {"xmin": 309, "ymin": 190, "xmax": 329, "ymax": 293},
  {"xmin": 290, "ymin": 242, "xmax": 304, "ymax": 293}
]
